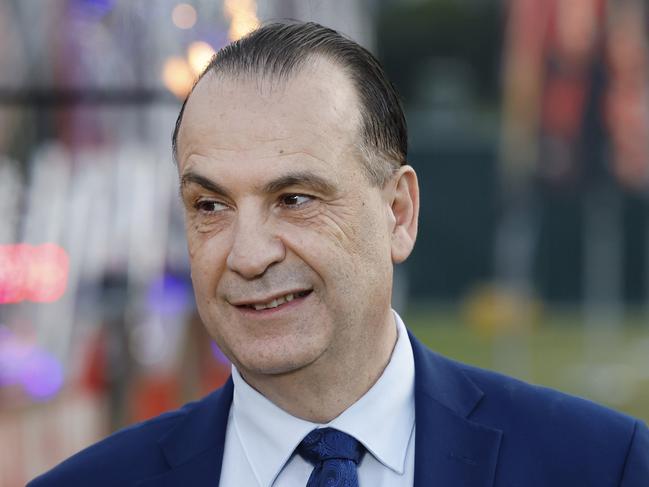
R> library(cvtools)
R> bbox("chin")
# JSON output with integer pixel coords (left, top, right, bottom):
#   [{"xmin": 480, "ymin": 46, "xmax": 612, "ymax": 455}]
[{"xmin": 233, "ymin": 342, "xmax": 323, "ymax": 378}]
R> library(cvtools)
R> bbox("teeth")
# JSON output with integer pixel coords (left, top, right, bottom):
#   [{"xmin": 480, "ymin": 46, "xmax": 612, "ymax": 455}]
[{"xmin": 250, "ymin": 292, "xmax": 298, "ymax": 310}]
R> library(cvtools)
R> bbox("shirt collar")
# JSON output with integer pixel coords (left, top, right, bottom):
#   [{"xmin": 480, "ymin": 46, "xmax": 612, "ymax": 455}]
[{"xmin": 230, "ymin": 310, "xmax": 415, "ymax": 487}]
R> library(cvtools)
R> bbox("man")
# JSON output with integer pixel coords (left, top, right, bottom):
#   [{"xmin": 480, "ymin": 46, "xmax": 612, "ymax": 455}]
[{"xmin": 30, "ymin": 21, "xmax": 648, "ymax": 487}]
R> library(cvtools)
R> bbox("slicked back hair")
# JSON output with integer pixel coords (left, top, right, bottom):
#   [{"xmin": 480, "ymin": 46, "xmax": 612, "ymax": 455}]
[{"xmin": 171, "ymin": 21, "xmax": 407, "ymax": 187}]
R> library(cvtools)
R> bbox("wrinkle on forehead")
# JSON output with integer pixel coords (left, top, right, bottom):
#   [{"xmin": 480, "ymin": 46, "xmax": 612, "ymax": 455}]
[{"xmin": 180, "ymin": 148, "xmax": 348, "ymax": 187}]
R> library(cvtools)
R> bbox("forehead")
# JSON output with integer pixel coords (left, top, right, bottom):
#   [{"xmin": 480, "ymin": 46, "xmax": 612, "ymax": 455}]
[{"xmin": 176, "ymin": 58, "xmax": 362, "ymax": 172}]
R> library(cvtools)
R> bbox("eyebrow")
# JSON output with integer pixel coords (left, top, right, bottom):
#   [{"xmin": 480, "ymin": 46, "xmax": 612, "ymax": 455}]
[
  {"xmin": 180, "ymin": 170, "xmax": 337, "ymax": 198},
  {"xmin": 261, "ymin": 171, "xmax": 337, "ymax": 196},
  {"xmin": 179, "ymin": 172, "xmax": 232, "ymax": 199}
]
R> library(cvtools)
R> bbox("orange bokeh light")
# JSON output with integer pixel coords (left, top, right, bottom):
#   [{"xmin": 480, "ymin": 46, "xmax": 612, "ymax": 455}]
[
  {"xmin": 0, "ymin": 244, "xmax": 69, "ymax": 304},
  {"xmin": 223, "ymin": 0, "xmax": 259, "ymax": 41},
  {"xmin": 187, "ymin": 41, "xmax": 216, "ymax": 76},
  {"xmin": 162, "ymin": 56, "xmax": 195, "ymax": 99}
]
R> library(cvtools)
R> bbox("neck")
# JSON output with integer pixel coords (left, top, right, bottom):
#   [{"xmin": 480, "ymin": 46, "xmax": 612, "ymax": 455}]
[{"xmin": 239, "ymin": 311, "xmax": 398, "ymax": 423}]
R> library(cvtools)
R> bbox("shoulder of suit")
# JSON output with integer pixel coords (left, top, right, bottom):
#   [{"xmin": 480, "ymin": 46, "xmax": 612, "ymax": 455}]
[
  {"xmin": 26, "ymin": 390, "xmax": 219, "ymax": 486},
  {"xmin": 454, "ymin": 358, "xmax": 641, "ymax": 454},
  {"xmin": 412, "ymin": 334, "xmax": 642, "ymax": 441},
  {"xmin": 446, "ymin": 358, "xmax": 649, "ymax": 483},
  {"xmin": 457, "ymin": 358, "xmax": 635, "ymax": 424}
]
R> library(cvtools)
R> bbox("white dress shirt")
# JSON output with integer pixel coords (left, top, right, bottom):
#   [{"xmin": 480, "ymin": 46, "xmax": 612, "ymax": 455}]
[{"xmin": 218, "ymin": 311, "xmax": 416, "ymax": 487}]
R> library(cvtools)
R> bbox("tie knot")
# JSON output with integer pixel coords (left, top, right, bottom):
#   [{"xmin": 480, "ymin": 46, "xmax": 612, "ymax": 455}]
[{"xmin": 297, "ymin": 428, "xmax": 365, "ymax": 466}]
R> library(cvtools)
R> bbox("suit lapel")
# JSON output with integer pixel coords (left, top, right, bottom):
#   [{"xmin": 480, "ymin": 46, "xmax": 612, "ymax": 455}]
[
  {"xmin": 137, "ymin": 335, "xmax": 502, "ymax": 487},
  {"xmin": 137, "ymin": 378, "xmax": 234, "ymax": 487},
  {"xmin": 409, "ymin": 332, "xmax": 502, "ymax": 487}
]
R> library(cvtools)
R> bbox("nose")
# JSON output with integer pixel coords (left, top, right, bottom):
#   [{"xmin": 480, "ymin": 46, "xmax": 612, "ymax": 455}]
[{"xmin": 226, "ymin": 209, "xmax": 286, "ymax": 279}]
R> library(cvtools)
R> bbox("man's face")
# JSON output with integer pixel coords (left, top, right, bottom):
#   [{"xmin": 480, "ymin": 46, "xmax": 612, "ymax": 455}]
[{"xmin": 176, "ymin": 59, "xmax": 398, "ymax": 379}]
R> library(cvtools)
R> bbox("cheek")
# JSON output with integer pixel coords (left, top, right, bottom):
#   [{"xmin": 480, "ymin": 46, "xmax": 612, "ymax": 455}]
[
  {"xmin": 350, "ymin": 205, "xmax": 394, "ymax": 288},
  {"xmin": 187, "ymin": 233, "xmax": 230, "ymax": 297},
  {"xmin": 300, "ymin": 205, "xmax": 366, "ymax": 259}
]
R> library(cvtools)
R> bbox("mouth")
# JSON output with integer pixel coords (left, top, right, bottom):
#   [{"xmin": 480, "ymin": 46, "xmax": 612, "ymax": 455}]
[{"xmin": 233, "ymin": 289, "xmax": 312, "ymax": 312}]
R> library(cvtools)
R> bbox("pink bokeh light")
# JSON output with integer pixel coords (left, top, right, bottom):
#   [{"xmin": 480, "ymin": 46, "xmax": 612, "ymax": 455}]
[{"xmin": 0, "ymin": 243, "xmax": 69, "ymax": 304}]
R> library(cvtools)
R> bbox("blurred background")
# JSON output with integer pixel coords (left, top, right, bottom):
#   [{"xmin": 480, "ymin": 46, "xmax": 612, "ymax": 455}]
[{"xmin": 1, "ymin": 0, "xmax": 649, "ymax": 484}]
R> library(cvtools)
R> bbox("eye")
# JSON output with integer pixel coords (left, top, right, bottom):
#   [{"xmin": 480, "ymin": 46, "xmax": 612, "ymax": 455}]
[
  {"xmin": 194, "ymin": 199, "xmax": 229, "ymax": 213},
  {"xmin": 279, "ymin": 194, "xmax": 313, "ymax": 208}
]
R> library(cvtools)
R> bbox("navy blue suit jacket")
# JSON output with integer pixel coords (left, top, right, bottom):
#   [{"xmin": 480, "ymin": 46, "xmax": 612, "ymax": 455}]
[{"xmin": 30, "ymin": 332, "xmax": 649, "ymax": 486}]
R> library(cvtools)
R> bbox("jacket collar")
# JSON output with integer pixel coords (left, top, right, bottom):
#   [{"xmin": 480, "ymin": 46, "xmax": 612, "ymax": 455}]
[
  {"xmin": 137, "ymin": 378, "xmax": 233, "ymax": 487},
  {"xmin": 409, "ymin": 330, "xmax": 502, "ymax": 487},
  {"xmin": 139, "ymin": 332, "xmax": 502, "ymax": 487}
]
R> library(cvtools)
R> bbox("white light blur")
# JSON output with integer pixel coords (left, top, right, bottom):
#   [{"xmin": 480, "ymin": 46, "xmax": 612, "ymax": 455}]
[
  {"xmin": 172, "ymin": 3, "xmax": 197, "ymax": 30},
  {"xmin": 187, "ymin": 41, "xmax": 216, "ymax": 76}
]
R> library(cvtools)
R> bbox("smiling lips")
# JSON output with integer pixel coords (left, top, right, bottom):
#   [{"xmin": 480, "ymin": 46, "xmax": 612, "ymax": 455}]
[{"xmin": 237, "ymin": 290, "xmax": 312, "ymax": 311}]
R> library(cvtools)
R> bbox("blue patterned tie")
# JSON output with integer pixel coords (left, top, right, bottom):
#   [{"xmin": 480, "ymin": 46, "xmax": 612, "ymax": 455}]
[{"xmin": 297, "ymin": 428, "xmax": 365, "ymax": 487}]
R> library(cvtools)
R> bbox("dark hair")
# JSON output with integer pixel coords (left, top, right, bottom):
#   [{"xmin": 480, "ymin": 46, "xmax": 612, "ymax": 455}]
[{"xmin": 172, "ymin": 21, "xmax": 407, "ymax": 186}]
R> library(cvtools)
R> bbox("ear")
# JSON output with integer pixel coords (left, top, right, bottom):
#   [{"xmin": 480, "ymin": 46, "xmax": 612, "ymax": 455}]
[{"xmin": 385, "ymin": 165, "xmax": 419, "ymax": 264}]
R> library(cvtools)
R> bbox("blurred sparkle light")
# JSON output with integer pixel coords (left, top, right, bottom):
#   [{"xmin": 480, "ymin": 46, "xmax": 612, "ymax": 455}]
[
  {"xmin": 162, "ymin": 56, "xmax": 195, "ymax": 99},
  {"xmin": 0, "ymin": 325, "xmax": 64, "ymax": 401},
  {"xmin": 147, "ymin": 274, "xmax": 191, "ymax": 316},
  {"xmin": 26, "ymin": 243, "xmax": 70, "ymax": 302},
  {"xmin": 0, "ymin": 243, "xmax": 69, "ymax": 304},
  {"xmin": 0, "ymin": 244, "xmax": 28, "ymax": 303},
  {"xmin": 223, "ymin": 0, "xmax": 260, "ymax": 41},
  {"xmin": 188, "ymin": 41, "xmax": 216, "ymax": 76},
  {"xmin": 20, "ymin": 352, "xmax": 64, "ymax": 400},
  {"xmin": 172, "ymin": 3, "xmax": 197, "ymax": 30},
  {"xmin": 71, "ymin": 0, "xmax": 116, "ymax": 19}
]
